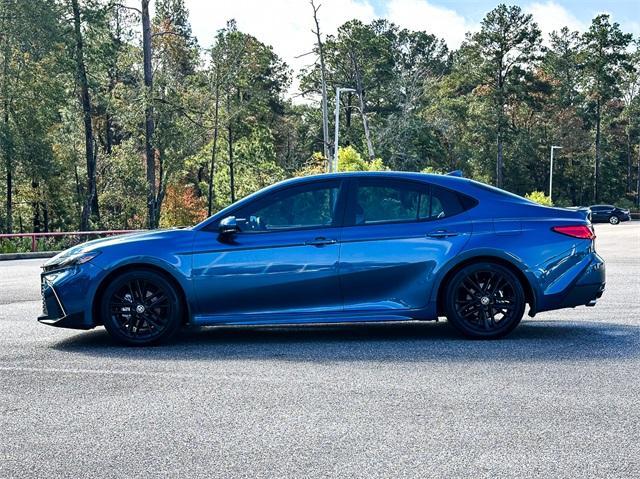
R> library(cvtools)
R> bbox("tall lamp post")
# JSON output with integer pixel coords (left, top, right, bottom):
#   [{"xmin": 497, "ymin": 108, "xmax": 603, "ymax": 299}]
[
  {"xmin": 332, "ymin": 87, "xmax": 356, "ymax": 172},
  {"xmin": 549, "ymin": 145, "xmax": 562, "ymax": 202}
]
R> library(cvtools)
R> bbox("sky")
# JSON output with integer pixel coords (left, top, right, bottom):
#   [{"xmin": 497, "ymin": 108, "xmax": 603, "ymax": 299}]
[{"xmin": 179, "ymin": 0, "xmax": 639, "ymax": 96}]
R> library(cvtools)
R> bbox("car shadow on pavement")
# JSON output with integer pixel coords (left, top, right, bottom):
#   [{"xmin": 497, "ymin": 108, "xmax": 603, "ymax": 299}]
[{"xmin": 52, "ymin": 318, "xmax": 640, "ymax": 363}]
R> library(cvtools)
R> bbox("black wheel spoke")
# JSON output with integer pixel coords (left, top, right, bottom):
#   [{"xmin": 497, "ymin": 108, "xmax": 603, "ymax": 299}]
[
  {"xmin": 462, "ymin": 278, "xmax": 478, "ymax": 296},
  {"xmin": 135, "ymin": 280, "xmax": 146, "ymax": 302},
  {"xmin": 453, "ymin": 268, "xmax": 523, "ymax": 334},
  {"xmin": 146, "ymin": 293, "xmax": 168, "ymax": 308},
  {"xmin": 108, "ymin": 278, "xmax": 172, "ymax": 340}
]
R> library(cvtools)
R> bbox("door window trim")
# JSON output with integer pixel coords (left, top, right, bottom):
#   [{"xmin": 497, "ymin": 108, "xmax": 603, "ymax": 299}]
[
  {"xmin": 343, "ymin": 177, "xmax": 474, "ymax": 228},
  {"xmin": 206, "ymin": 179, "xmax": 348, "ymax": 234}
]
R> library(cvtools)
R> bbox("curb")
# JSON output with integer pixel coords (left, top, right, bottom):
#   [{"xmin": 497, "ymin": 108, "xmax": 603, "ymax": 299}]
[{"xmin": 0, "ymin": 251, "xmax": 60, "ymax": 261}]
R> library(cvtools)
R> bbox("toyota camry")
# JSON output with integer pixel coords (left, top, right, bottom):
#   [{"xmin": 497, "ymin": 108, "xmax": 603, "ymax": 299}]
[{"xmin": 39, "ymin": 172, "xmax": 606, "ymax": 345}]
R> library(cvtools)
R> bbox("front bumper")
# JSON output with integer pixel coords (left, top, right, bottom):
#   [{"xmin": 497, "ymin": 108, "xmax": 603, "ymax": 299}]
[{"xmin": 38, "ymin": 264, "xmax": 102, "ymax": 330}]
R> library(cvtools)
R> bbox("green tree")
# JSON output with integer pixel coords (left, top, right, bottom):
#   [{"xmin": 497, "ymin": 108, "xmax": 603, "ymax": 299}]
[
  {"xmin": 462, "ymin": 4, "xmax": 542, "ymax": 187},
  {"xmin": 580, "ymin": 15, "xmax": 633, "ymax": 202}
]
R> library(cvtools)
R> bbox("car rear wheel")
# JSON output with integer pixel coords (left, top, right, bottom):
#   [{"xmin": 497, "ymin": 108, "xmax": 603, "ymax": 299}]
[
  {"xmin": 609, "ymin": 215, "xmax": 620, "ymax": 225},
  {"xmin": 445, "ymin": 263, "xmax": 525, "ymax": 339},
  {"xmin": 100, "ymin": 270, "xmax": 182, "ymax": 346}
]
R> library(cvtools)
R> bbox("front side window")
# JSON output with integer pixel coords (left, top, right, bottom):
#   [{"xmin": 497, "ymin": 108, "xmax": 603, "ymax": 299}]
[{"xmin": 235, "ymin": 181, "xmax": 341, "ymax": 232}]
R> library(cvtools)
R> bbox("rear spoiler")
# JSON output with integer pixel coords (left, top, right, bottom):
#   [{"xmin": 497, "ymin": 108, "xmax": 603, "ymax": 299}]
[
  {"xmin": 446, "ymin": 170, "xmax": 463, "ymax": 177},
  {"xmin": 563, "ymin": 206, "xmax": 592, "ymax": 222}
]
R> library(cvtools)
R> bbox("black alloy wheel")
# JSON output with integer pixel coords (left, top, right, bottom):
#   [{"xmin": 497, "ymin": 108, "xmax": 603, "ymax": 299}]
[
  {"xmin": 101, "ymin": 270, "xmax": 182, "ymax": 345},
  {"xmin": 445, "ymin": 263, "xmax": 525, "ymax": 339}
]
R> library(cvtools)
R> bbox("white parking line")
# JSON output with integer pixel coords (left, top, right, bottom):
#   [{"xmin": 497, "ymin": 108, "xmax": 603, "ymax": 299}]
[{"xmin": 0, "ymin": 365, "xmax": 193, "ymax": 378}]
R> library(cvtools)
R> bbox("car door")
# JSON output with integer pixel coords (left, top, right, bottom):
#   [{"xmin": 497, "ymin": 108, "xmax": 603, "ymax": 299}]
[
  {"xmin": 191, "ymin": 179, "xmax": 346, "ymax": 319},
  {"xmin": 591, "ymin": 206, "xmax": 610, "ymax": 222},
  {"xmin": 338, "ymin": 178, "xmax": 474, "ymax": 312}
]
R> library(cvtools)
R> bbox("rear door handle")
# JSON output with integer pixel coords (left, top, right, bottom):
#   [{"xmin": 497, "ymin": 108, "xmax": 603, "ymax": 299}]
[
  {"xmin": 427, "ymin": 230, "xmax": 459, "ymax": 239},
  {"xmin": 305, "ymin": 237, "xmax": 337, "ymax": 246}
]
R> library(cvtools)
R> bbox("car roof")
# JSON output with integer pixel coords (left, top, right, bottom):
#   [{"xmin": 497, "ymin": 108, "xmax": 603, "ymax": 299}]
[{"xmin": 273, "ymin": 171, "xmax": 471, "ymax": 189}]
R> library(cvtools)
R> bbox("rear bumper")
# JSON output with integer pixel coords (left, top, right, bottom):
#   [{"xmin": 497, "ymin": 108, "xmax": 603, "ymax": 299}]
[
  {"xmin": 558, "ymin": 282, "xmax": 605, "ymax": 308},
  {"xmin": 538, "ymin": 252, "xmax": 606, "ymax": 312}
]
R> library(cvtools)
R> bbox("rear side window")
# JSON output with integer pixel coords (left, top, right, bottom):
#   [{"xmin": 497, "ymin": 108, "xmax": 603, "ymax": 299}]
[
  {"xmin": 429, "ymin": 185, "xmax": 466, "ymax": 220},
  {"xmin": 355, "ymin": 183, "xmax": 426, "ymax": 224},
  {"xmin": 350, "ymin": 179, "xmax": 474, "ymax": 226}
]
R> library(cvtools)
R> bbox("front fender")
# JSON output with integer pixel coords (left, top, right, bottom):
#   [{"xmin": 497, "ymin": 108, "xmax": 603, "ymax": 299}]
[{"xmin": 87, "ymin": 253, "xmax": 193, "ymax": 326}]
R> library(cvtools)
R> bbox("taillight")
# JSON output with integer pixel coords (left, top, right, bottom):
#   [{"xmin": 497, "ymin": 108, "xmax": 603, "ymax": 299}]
[{"xmin": 552, "ymin": 225, "xmax": 595, "ymax": 240}]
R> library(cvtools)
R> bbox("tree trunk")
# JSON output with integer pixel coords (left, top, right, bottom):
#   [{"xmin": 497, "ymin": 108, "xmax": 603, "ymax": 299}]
[
  {"xmin": 626, "ymin": 128, "xmax": 632, "ymax": 194},
  {"xmin": 594, "ymin": 98, "xmax": 601, "ymax": 203},
  {"xmin": 141, "ymin": 0, "xmax": 156, "ymax": 228},
  {"xmin": 2, "ymin": 0, "xmax": 11, "ymax": 233},
  {"xmin": 71, "ymin": 0, "xmax": 98, "ymax": 231},
  {"xmin": 345, "ymin": 92, "xmax": 352, "ymax": 136},
  {"xmin": 228, "ymin": 118, "xmax": 235, "ymax": 204},
  {"xmin": 207, "ymin": 81, "xmax": 220, "ymax": 216},
  {"xmin": 155, "ymin": 149, "xmax": 165, "ymax": 227},
  {"xmin": 311, "ymin": 0, "xmax": 330, "ymax": 164},
  {"xmin": 496, "ymin": 131, "xmax": 504, "ymax": 188},
  {"xmin": 357, "ymin": 89, "xmax": 374, "ymax": 161},
  {"xmin": 495, "ymin": 65, "xmax": 505, "ymax": 189},
  {"xmin": 637, "ymin": 145, "xmax": 640, "ymax": 208},
  {"xmin": 43, "ymin": 202, "xmax": 49, "ymax": 232},
  {"xmin": 3, "ymin": 99, "xmax": 10, "ymax": 234},
  {"xmin": 352, "ymin": 62, "xmax": 374, "ymax": 160}
]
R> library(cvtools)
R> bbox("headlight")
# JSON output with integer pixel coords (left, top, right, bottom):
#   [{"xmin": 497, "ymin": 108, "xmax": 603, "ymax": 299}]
[
  {"xmin": 60, "ymin": 251, "xmax": 100, "ymax": 267},
  {"xmin": 44, "ymin": 251, "xmax": 100, "ymax": 271}
]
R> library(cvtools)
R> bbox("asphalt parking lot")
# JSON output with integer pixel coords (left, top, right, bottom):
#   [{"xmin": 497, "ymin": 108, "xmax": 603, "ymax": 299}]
[{"xmin": 1, "ymin": 222, "xmax": 639, "ymax": 478}]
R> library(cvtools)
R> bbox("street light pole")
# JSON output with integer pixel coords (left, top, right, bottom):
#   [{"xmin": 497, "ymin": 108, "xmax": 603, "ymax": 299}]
[
  {"xmin": 549, "ymin": 145, "xmax": 562, "ymax": 202},
  {"xmin": 332, "ymin": 87, "xmax": 356, "ymax": 172}
]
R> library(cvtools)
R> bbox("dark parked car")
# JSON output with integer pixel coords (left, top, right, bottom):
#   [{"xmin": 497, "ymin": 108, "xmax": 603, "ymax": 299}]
[
  {"xmin": 589, "ymin": 204, "xmax": 631, "ymax": 224},
  {"xmin": 39, "ymin": 172, "xmax": 606, "ymax": 345}
]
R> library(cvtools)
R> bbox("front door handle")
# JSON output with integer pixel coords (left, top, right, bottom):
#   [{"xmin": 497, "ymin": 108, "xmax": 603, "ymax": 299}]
[
  {"xmin": 427, "ymin": 230, "xmax": 459, "ymax": 239},
  {"xmin": 305, "ymin": 237, "xmax": 337, "ymax": 246}
]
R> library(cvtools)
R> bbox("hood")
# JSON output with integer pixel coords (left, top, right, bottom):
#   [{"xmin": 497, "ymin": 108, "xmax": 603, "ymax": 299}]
[{"xmin": 43, "ymin": 228, "xmax": 192, "ymax": 269}]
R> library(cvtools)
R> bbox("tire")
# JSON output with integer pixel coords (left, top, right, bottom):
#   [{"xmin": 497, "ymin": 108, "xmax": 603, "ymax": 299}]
[
  {"xmin": 444, "ymin": 263, "xmax": 525, "ymax": 339},
  {"xmin": 609, "ymin": 215, "xmax": 620, "ymax": 225},
  {"xmin": 100, "ymin": 270, "xmax": 182, "ymax": 346}
]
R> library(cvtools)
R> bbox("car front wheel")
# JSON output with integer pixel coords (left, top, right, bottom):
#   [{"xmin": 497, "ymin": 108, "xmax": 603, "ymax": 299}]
[
  {"xmin": 609, "ymin": 215, "xmax": 620, "ymax": 225},
  {"xmin": 445, "ymin": 263, "xmax": 525, "ymax": 339},
  {"xmin": 100, "ymin": 270, "xmax": 182, "ymax": 346}
]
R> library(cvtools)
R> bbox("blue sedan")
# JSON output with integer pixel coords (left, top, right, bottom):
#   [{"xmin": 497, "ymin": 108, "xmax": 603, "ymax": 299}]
[{"xmin": 39, "ymin": 172, "xmax": 605, "ymax": 345}]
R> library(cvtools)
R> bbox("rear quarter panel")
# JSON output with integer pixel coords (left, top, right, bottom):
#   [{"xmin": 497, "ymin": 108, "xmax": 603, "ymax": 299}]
[{"xmin": 429, "ymin": 189, "xmax": 596, "ymax": 314}]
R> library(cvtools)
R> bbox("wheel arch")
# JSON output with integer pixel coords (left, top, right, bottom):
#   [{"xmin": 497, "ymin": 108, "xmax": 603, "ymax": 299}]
[
  {"xmin": 91, "ymin": 262, "xmax": 191, "ymax": 326},
  {"xmin": 435, "ymin": 255, "xmax": 537, "ymax": 317}
]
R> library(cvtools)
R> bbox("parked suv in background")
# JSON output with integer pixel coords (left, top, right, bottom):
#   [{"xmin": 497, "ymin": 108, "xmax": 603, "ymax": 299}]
[{"xmin": 589, "ymin": 205, "xmax": 631, "ymax": 224}]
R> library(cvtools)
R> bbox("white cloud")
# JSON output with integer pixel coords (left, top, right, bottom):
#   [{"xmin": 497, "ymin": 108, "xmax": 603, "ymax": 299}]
[
  {"xmin": 183, "ymin": 0, "xmax": 480, "ymax": 99},
  {"xmin": 525, "ymin": 1, "xmax": 585, "ymax": 41},
  {"xmin": 384, "ymin": 0, "xmax": 474, "ymax": 49},
  {"xmin": 184, "ymin": 0, "xmax": 376, "ymax": 98}
]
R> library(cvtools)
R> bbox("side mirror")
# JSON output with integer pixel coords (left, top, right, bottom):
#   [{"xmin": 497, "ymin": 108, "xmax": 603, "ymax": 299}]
[{"xmin": 219, "ymin": 216, "xmax": 239, "ymax": 235}]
